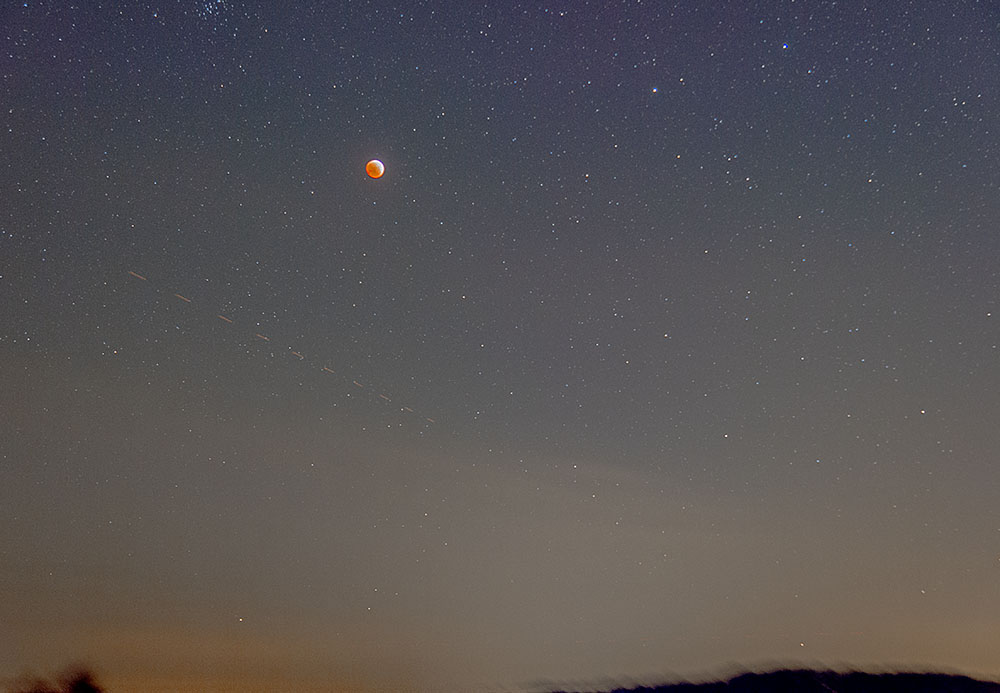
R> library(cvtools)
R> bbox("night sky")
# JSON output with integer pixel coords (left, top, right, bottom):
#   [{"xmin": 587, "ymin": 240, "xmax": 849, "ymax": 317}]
[{"xmin": 3, "ymin": 2, "xmax": 1000, "ymax": 691}]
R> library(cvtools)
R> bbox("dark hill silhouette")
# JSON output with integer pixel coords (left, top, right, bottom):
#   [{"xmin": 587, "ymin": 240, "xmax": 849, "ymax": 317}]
[
  {"xmin": 550, "ymin": 669, "xmax": 1000, "ymax": 693},
  {"xmin": 552, "ymin": 669, "xmax": 1000, "ymax": 693},
  {"xmin": 8, "ymin": 666, "xmax": 1000, "ymax": 692}
]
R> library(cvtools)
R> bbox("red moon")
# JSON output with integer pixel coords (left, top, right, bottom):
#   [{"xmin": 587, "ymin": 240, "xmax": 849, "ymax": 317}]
[{"xmin": 365, "ymin": 159, "xmax": 385, "ymax": 179}]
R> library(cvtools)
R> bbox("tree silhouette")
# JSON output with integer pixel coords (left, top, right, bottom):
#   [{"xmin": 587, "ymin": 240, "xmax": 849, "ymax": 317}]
[{"xmin": 10, "ymin": 669, "xmax": 104, "ymax": 693}]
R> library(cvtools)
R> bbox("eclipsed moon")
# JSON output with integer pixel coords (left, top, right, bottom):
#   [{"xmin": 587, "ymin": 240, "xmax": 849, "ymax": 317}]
[{"xmin": 365, "ymin": 159, "xmax": 385, "ymax": 179}]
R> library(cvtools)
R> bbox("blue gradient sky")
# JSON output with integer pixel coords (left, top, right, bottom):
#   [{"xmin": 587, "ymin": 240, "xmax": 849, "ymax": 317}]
[{"xmin": 3, "ymin": 2, "xmax": 999, "ymax": 691}]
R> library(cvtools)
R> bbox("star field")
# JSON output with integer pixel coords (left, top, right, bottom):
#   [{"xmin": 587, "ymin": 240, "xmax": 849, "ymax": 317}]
[{"xmin": 2, "ymin": 2, "xmax": 999, "ymax": 692}]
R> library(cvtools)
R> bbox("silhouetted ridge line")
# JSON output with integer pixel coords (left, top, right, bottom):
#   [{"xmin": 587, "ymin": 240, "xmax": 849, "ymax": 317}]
[{"xmin": 550, "ymin": 668, "xmax": 1000, "ymax": 693}]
